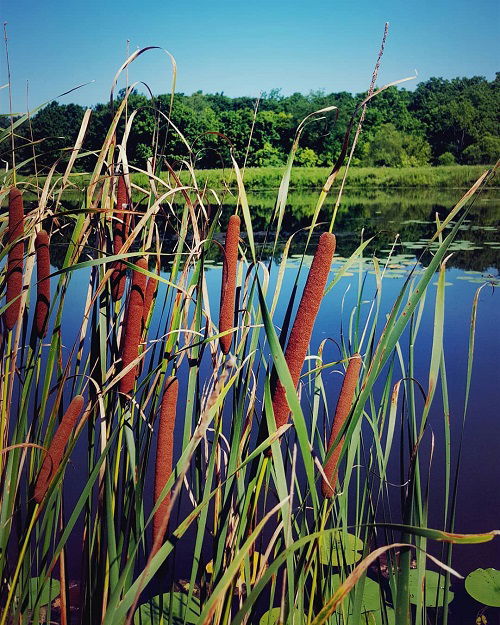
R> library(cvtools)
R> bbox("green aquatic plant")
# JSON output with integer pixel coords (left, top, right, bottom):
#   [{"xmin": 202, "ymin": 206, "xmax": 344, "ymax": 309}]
[{"xmin": 0, "ymin": 43, "xmax": 498, "ymax": 625}]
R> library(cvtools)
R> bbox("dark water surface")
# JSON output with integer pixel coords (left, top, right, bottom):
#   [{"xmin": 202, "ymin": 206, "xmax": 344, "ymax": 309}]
[{"xmin": 53, "ymin": 187, "xmax": 499, "ymax": 623}]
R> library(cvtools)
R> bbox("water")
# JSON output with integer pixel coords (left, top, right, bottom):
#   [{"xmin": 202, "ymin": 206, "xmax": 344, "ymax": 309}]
[{"xmin": 32, "ymin": 187, "xmax": 500, "ymax": 622}]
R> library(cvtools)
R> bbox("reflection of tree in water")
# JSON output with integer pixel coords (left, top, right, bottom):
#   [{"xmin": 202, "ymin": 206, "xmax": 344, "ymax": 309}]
[{"xmin": 37, "ymin": 189, "xmax": 499, "ymax": 274}]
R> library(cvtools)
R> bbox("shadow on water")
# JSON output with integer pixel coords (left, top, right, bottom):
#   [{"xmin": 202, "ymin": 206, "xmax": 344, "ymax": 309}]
[{"xmin": 23, "ymin": 187, "xmax": 500, "ymax": 275}]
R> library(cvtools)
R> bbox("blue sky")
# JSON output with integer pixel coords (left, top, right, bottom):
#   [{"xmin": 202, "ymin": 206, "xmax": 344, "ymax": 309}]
[{"xmin": 1, "ymin": 0, "xmax": 498, "ymax": 112}]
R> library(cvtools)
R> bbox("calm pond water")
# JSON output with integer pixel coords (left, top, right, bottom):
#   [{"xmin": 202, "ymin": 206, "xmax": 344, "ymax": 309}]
[{"xmin": 44, "ymin": 187, "xmax": 499, "ymax": 622}]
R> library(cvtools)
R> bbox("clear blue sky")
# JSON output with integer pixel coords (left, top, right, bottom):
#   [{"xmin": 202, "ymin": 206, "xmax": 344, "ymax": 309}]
[{"xmin": 1, "ymin": 0, "xmax": 499, "ymax": 112}]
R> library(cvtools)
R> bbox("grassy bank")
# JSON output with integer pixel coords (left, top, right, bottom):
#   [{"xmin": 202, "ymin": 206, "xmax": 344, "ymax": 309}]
[
  {"xmin": 20, "ymin": 165, "xmax": 490, "ymax": 194},
  {"xmin": 174, "ymin": 164, "xmax": 488, "ymax": 190}
]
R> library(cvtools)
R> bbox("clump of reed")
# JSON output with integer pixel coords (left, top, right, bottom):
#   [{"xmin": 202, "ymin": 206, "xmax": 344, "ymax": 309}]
[
  {"xmin": 271, "ymin": 232, "xmax": 336, "ymax": 432},
  {"xmin": 322, "ymin": 353, "xmax": 362, "ymax": 498},
  {"xmin": 152, "ymin": 376, "xmax": 178, "ymax": 550},
  {"xmin": 0, "ymin": 48, "xmax": 495, "ymax": 625},
  {"xmin": 111, "ymin": 175, "xmax": 130, "ymax": 301},
  {"xmin": 34, "ymin": 395, "xmax": 84, "ymax": 503},
  {"xmin": 219, "ymin": 214, "xmax": 240, "ymax": 355},
  {"xmin": 119, "ymin": 257, "xmax": 147, "ymax": 395},
  {"xmin": 3, "ymin": 187, "xmax": 24, "ymax": 330},
  {"xmin": 34, "ymin": 230, "xmax": 51, "ymax": 339}
]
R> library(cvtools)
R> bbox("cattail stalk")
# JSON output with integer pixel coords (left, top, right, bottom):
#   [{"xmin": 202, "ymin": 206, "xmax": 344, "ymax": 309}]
[
  {"xmin": 152, "ymin": 376, "xmax": 178, "ymax": 550},
  {"xmin": 35, "ymin": 230, "xmax": 51, "ymax": 338},
  {"xmin": 4, "ymin": 187, "xmax": 24, "ymax": 330},
  {"xmin": 34, "ymin": 395, "xmax": 84, "ymax": 503},
  {"xmin": 111, "ymin": 175, "xmax": 130, "ymax": 300},
  {"xmin": 119, "ymin": 258, "xmax": 147, "ymax": 394},
  {"xmin": 219, "ymin": 214, "xmax": 240, "ymax": 355},
  {"xmin": 271, "ymin": 232, "xmax": 336, "ymax": 433},
  {"xmin": 322, "ymin": 353, "xmax": 362, "ymax": 498}
]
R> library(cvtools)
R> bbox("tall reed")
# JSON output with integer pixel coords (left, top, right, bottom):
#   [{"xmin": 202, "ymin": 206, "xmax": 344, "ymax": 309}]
[
  {"xmin": 271, "ymin": 232, "xmax": 336, "ymax": 431},
  {"xmin": 34, "ymin": 230, "xmax": 50, "ymax": 339},
  {"xmin": 152, "ymin": 376, "xmax": 178, "ymax": 550},
  {"xmin": 322, "ymin": 353, "xmax": 362, "ymax": 498},
  {"xmin": 3, "ymin": 187, "xmax": 24, "ymax": 330},
  {"xmin": 219, "ymin": 214, "xmax": 240, "ymax": 355},
  {"xmin": 119, "ymin": 258, "xmax": 147, "ymax": 394},
  {"xmin": 111, "ymin": 175, "xmax": 130, "ymax": 300},
  {"xmin": 34, "ymin": 395, "xmax": 84, "ymax": 503}
]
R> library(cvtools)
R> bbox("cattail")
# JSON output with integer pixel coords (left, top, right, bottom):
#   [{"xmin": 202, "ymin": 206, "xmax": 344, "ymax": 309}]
[
  {"xmin": 129, "ymin": 257, "xmax": 147, "ymax": 309},
  {"xmin": 34, "ymin": 395, "xmax": 84, "ymax": 503},
  {"xmin": 119, "ymin": 258, "xmax": 147, "ymax": 395},
  {"xmin": 322, "ymin": 353, "xmax": 362, "ymax": 498},
  {"xmin": 4, "ymin": 188, "xmax": 24, "ymax": 330},
  {"xmin": 271, "ymin": 232, "xmax": 336, "ymax": 434},
  {"xmin": 35, "ymin": 230, "xmax": 51, "ymax": 338},
  {"xmin": 111, "ymin": 175, "xmax": 130, "ymax": 300},
  {"xmin": 219, "ymin": 214, "xmax": 240, "ymax": 355},
  {"xmin": 143, "ymin": 275, "xmax": 158, "ymax": 328},
  {"xmin": 152, "ymin": 376, "xmax": 178, "ymax": 549}
]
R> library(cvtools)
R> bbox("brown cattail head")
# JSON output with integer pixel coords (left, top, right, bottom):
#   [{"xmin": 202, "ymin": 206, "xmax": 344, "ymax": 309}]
[
  {"xmin": 4, "ymin": 188, "xmax": 25, "ymax": 330},
  {"xmin": 271, "ymin": 232, "xmax": 336, "ymax": 436},
  {"xmin": 130, "ymin": 257, "xmax": 148, "ymax": 308},
  {"xmin": 219, "ymin": 215, "xmax": 240, "ymax": 355},
  {"xmin": 322, "ymin": 353, "xmax": 362, "ymax": 498},
  {"xmin": 35, "ymin": 230, "xmax": 51, "ymax": 339},
  {"xmin": 119, "ymin": 258, "xmax": 148, "ymax": 394},
  {"xmin": 143, "ymin": 275, "xmax": 158, "ymax": 329},
  {"xmin": 119, "ymin": 302, "xmax": 144, "ymax": 395},
  {"xmin": 34, "ymin": 395, "xmax": 84, "ymax": 503},
  {"xmin": 111, "ymin": 175, "xmax": 130, "ymax": 300},
  {"xmin": 152, "ymin": 376, "xmax": 179, "ymax": 550}
]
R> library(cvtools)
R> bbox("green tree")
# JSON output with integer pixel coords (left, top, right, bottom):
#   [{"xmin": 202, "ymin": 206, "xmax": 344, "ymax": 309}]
[
  {"xmin": 462, "ymin": 135, "xmax": 500, "ymax": 164},
  {"xmin": 365, "ymin": 123, "xmax": 431, "ymax": 167}
]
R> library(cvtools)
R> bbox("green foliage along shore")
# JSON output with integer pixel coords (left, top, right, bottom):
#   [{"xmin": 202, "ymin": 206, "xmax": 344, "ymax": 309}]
[
  {"xmin": 3, "ymin": 74, "xmax": 499, "ymax": 173},
  {"xmin": 26, "ymin": 165, "xmax": 489, "ymax": 193}
]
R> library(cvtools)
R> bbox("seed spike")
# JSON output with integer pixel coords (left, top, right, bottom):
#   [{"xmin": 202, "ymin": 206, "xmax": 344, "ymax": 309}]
[
  {"xmin": 119, "ymin": 258, "xmax": 147, "ymax": 395},
  {"xmin": 34, "ymin": 230, "xmax": 51, "ymax": 338},
  {"xmin": 152, "ymin": 376, "xmax": 179, "ymax": 551},
  {"xmin": 111, "ymin": 174, "xmax": 130, "ymax": 300},
  {"xmin": 271, "ymin": 232, "xmax": 336, "ymax": 436},
  {"xmin": 34, "ymin": 395, "xmax": 84, "ymax": 503},
  {"xmin": 322, "ymin": 353, "xmax": 362, "ymax": 498},
  {"xmin": 219, "ymin": 215, "xmax": 240, "ymax": 355}
]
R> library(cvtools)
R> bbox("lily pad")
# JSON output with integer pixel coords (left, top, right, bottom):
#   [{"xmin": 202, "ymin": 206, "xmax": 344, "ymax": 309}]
[
  {"xmin": 332, "ymin": 574, "xmax": 382, "ymax": 612},
  {"xmin": 26, "ymin": 577, "xmax": 60, "ymax": 610},
  {"xmin": 408, "ymin": 570, "xmax": 454, "ymax": 607},
  {"xmin": 359, "ymin": 611, "xmax": 395, "ymax": 625},
  {"xmin": 319, "ymin": 532, "xmax": 364, "ymax": 566},
  {"xmin": 465, "ymin": 568, "xmax": 500, "ymax": 607},
  {"xmin": 134, "ymin": 593, "xmax": 200, "ymax": 624},
  {"xmin": 259, "ymin": 607, "xmax": 303, "ymax": 624}
]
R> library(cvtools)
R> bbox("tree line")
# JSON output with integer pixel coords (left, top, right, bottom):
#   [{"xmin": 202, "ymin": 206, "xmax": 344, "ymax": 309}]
[{"xmin": 4, "ymin": 73, "xmax": 499, "ymax": 172}]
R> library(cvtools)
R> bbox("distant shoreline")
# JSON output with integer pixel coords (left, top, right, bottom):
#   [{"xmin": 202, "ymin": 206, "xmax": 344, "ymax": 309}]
[{"xmin": 19, "ymin": 164, "xmax": 495, "ymax": 193}]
